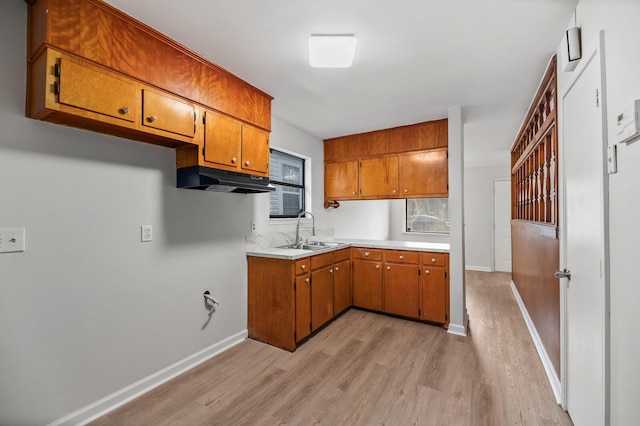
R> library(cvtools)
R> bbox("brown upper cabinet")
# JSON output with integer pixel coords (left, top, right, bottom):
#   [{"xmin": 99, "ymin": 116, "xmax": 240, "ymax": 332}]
[
  {"xmin": 359, "ymin": 156, "xmax": 399, "ymax": 198},
  {"xmin": 398, "ymin": 148, "xmax": 448, "ymax": 197},
  {"xmin": 324, "ymin": 119, "xmax": 448, "ymax": 204},
  {"xmin": 324, "ymin": 161, "xmax": 359, "ymax": 199},
  {"xmin": 26, "ymin": 0, "xmax": 272, "ymax": 177},
  {"xmin": 202, "ymin": 110, "xmax": 270, "ymax": 175}
]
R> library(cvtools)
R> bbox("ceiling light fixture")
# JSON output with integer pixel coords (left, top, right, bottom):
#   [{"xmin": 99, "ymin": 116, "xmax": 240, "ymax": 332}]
[{"xmin": 308, "ymin": 34, "xmax": 357, "ymax": 68}]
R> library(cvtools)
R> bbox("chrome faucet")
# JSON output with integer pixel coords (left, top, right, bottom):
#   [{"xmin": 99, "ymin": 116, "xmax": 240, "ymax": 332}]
[{"xmin": 295, "ymin": 211, "xmax": 315, "ymax": 248}]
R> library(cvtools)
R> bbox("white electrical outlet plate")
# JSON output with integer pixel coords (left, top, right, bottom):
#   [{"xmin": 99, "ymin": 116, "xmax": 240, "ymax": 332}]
[
  {"xmin": 251, "ymin": 220, "xmax": 256, "ymax": 232},
  {"xmin": 607, "ymin": 144, "xmax": 618, "ymax": 174},
  {"xmin": 141, "ymin": 225, "xmax": 152, "ymax": 242},
  {"xmin": 0, "ymin": 228, "xmax": 25, "ymax": 253}
]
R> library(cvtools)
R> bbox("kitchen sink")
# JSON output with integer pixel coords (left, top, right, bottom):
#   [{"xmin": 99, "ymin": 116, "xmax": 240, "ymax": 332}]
[
  {"xmin": 306, "ymin": 241, "xmax": 342, "ymax": 247},
  {"xmin": 276, "ymin": 241, "xmax": 345, "ymax": 251}
]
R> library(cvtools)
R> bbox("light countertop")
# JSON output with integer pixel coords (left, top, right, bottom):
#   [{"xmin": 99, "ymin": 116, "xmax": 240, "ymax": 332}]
[{"xmin": 246, "ymin": 239, "xmax": 450, "ymax": 260}]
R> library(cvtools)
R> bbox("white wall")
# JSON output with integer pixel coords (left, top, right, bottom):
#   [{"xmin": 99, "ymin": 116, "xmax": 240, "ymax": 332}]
[
  {"xmin": 557, "ymin": 1, "xmax": 640, "ymax": 423},
  {"xmin": 0, "ymin": 3, "xmax": 259, "ymax": 424},
  {"xmin": 446, "ymin": 106, "xmax": 468, "ymax": 336},
  {"xmin": 255, "ymin": 117, "xmax": 392, "ymax": 241},
  {"xmin": 464, "ymin": 165, "xmax": 510, "ymax": 271}
]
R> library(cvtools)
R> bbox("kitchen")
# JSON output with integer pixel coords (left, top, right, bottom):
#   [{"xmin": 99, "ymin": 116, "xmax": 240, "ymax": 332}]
[{"xmin": 2, "ymin": 0, "xmax": 640, "ymax": 425}]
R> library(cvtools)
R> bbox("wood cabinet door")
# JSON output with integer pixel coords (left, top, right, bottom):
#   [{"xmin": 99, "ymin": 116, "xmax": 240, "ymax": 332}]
[
  {"xmin": 142, "ymin": 89, "xmax": 195, "ymax": 138},
  {"xmin": 241, "ymin": 125, "xmax": 270, "ymax": 175},
  {"xmin": 333, "ymin": 259, "xmax": 352, "ymax": 315},
  {"xmin": 352, "ymin": 259, "xmax": 383, "ymax": 311},
  {"xmin": 295, "ymin": 274, "xmax": 311, "ymax": 342},
  {"xmin": 384, "ymin": 263, "xmax": 420, "ymax": 318},
  {"xmin": 422, "ymin": 266, "xmax": 447, "ymax": 323},
  {"xmin": 204, "ymin": 110, "xmax": 241, "ymax": 167},
  {"xmin": 359, "ymin": 156, "xmax": 399, "ymax": 198},
  {"xmin": 311, "ymin": 266, "xmax": 334, "ymax": 332},
  {"xmin": 325, "ymin": 161, "xmax": 359, "ymax": 199},
  {"xmin": 58, "ymin": 57, "xmax": 137, "ymax": 122},
  {"xmin": 398, "ymin": 149, "xmax": 448, "ymax": 197}
]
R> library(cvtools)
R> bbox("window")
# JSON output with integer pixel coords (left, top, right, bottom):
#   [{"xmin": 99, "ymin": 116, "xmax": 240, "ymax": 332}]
[
  {"xmin": 269, "ymin": 149, "xmax": 305, "ymax": 218},
  {"xmin": 406, "ymin": 198, "xmax": 449, "ymax": 233}
]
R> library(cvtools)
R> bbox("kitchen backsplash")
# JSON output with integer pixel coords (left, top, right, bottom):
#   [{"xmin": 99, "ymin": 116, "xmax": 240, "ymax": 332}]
[{"xmin": 245, "ymin": 228, "xmax": 335, "ymax": 251}]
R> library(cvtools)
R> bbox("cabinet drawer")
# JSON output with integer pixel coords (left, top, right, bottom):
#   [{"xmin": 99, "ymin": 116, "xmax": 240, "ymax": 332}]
[
  {"xmin": 384, "ymin": 250, "xmax": 419, "ymax": 264},
  {"xmin": 311, "ymin": 252, "xmax": 333, "ymax": 270},
  {"xmin": 352, "ymin": 247, "xmax": 382, "ymax": 260},
  {"xmin": 421, "ymin": 252, "xmax": 447, "ymax": 267},
  {"xmin": 142, "ymin": 89, "xmax": 195, "ymax": 138},
  {"xmin": 295, "ymin": 258, "xmax": 310, "ymax": 275},
  {"xmin": 333, "ymin": 248, "xmax": 350, "ymax": 263}
]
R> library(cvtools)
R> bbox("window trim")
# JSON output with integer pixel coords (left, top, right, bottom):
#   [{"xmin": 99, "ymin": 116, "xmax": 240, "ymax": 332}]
[{"xmin": 269, "ymin": 148, "xmax": 307, "ymax": 219}]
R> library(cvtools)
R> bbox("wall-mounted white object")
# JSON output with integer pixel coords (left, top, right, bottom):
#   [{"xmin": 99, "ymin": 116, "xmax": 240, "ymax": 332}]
[
  {"xmin": 562, "ymin": 27, "xmax": 582, "ymax": 72},
  {"xmin": 615, "ymin": 100, "xmax": 640, "ymax": 144},
  {"xmin": 0, "ymin": 228, "xmax": 25, "ymax": 253},
  {"xmin": 141, "ymin": 225, "xmax": 152, "ymax": 242}
]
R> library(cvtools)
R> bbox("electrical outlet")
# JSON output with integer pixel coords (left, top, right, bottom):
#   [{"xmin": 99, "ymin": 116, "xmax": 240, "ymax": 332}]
[
  {"xmin": 0, "ymin": 228, "xmax": 25, "ymax": 253},
  {"xmin": 141, "ymin": 225, "xmax": 152, "ymax": 242},
  {"xmin": 251, "ymin": 220, "xmax": 256, "ymax": 232}
]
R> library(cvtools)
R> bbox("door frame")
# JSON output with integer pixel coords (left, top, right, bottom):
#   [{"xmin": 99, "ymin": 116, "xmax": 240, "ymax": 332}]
[
  {"xmin": 558, "ymin": 30, "xmax": 611, "ymax": 419},
  {"xmin": 492, "ymin": 178, "xmax": 511, "ymax": 272}
]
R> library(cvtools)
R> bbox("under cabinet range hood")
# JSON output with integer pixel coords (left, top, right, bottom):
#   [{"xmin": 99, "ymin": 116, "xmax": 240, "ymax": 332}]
[{"xmin": 177, "ymin": 166, "xmax": 275, "ymax": 193}]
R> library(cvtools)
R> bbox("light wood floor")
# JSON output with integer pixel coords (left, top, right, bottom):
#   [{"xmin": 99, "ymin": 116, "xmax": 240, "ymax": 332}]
[{"xmin": 91, "ymin": 271, "xmax": 572, "ymax": 425}]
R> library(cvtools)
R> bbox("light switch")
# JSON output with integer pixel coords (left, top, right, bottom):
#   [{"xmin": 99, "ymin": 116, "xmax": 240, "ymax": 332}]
[{"xmin": 0, "ymin": 228, "xmax": 25, "ymax": 253}]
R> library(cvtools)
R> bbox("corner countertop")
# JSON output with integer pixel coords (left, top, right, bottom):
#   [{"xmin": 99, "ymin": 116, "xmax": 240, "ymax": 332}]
[{"xmin": 246, "ymin": 239, "xmax": 450, "ymax": 260}]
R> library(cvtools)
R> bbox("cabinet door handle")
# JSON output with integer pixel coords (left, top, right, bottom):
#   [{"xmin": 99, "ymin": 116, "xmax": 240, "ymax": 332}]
[
  {"xmin": 431, "ymin": 258, "xmax": 436, "ymax": 263},
  {"xmin": 392, "ymin": 189, "xmax": 397, "ymax": 194},
  {"xmin": 386, "ymin": 266, "xmax": 391, "ymax": 271},
  {"xmin": 305, "ymin": 278, "xmax": 310, "ymax": 283},
  {"xmin": 364, "ymin": 252, "xmax": 369, "ymax": 257},
  {"xmin": 119, "ymin": 107, "xmax": 131, "ymax": 114},
  {"xmin": 352, "ymin": 191, "xmax": 357, "ymax": 195},
  {"xmin": 403, "ymin": 189, "xmax": 409, "ymax": 193},
  {"xmin": 231, "ymin": 157, "xmax": 237, "ymax": 164},
  {"xmin": 375, "ymin": 264, "xmax": 380, "ymax": 269},
  {"xmin": 245, "ymin": 160, "xmax": 250, "ymax": 166},
  {"xmin": 147, "ymin": 115, "xmax": 157, "ymax": 123},
  {"xmin": 425, "ymin": 270, "xmax": 430, "ymax": 275},
  {"xmin": 329, "ymin": 269, "xmax": 333, "ymax": 274},
  {"xmin": 301, "ymin": 264, "xmax": 306, "ymax": 270},
  {"xmin": 399, "ymin": 255, "xmax": 404, "ymax": 260},
  {"xmin": 335, "ymin": 267, "xmax": 339, "ymax": 271}
]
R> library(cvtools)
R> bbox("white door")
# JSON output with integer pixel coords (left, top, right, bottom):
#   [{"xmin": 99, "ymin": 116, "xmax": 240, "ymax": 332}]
[
  {"xmin": 561, "ymin": 37, "xmax": 608, "ymax": 425},
  {"xmin": 493, "ymin": 179, "xmax": 512, "ymax": 272}
]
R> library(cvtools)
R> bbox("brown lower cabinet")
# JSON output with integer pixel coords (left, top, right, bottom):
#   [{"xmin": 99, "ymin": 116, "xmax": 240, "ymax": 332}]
[
  {"xmin": 295, "ymin": 273, "xmax": 311, "ymax": 342},
  {"xmin": 333, "ymin": 250, "xmax": 352, "ymax": 315},
  {"xmin": 352, "ymin": 248, "xmax": 383, "ymax": 310},
  {"xmin": 383, "ymin": 250, "xmax": 420, "ymax": 319},
  {"xmin": 421, "ymin": 253, "xmax": 449, "ymax": 323},
  {"xmin": 310, "ymin": 253, "xmax": 334, "ymax": 332},
  {"xmin": 248, "ymin": 246, "xmax": 449, "ymax": 352}
]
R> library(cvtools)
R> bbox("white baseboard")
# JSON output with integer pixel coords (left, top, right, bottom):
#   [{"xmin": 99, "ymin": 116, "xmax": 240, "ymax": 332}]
[
  {"xmin": 447, "ymin": 323, "xmax": 467, "ymax": 336},
  {"xmin": 448, "ymin": 307, "xmax": 469, "ymax": 337},
  {"xmin": 47, "ymin": 330, "xmax": 248, "ymax": 426},
  {"xmin": 510, "ymin": 282, "xmax": 562, "ymax": 404},
  {"xmin": 465, "ymin": 265, "xmax": 493, "ymax": 272}
]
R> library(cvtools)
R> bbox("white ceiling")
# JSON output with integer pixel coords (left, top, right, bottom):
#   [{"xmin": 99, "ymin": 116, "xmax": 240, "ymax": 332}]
[{"xmin": 105, "ymin": 0, "xmax": 578, "ymax": 166}]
